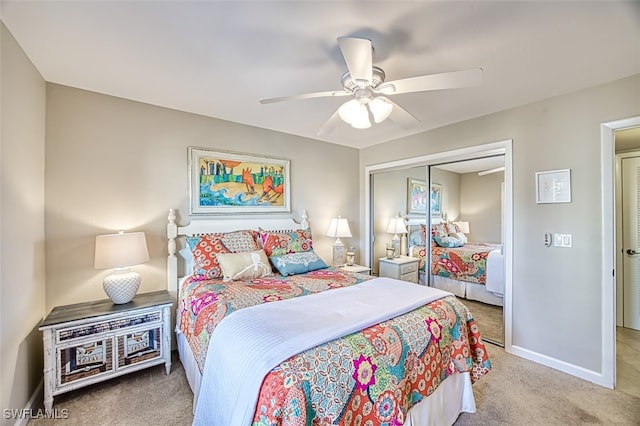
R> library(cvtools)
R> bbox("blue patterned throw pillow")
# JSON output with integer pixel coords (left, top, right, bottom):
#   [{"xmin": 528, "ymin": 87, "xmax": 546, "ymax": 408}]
[
  {"xmin": 269, "ymin": 251, "xmax": 328, "ymax": 277},
  {"xmin": 433, "ymin": 236, "xmax": 464, "ymax": 248}
]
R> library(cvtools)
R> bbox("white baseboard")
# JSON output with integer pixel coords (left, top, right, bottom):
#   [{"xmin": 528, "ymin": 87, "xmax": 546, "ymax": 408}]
[
  {"xmin": 510, "ymin": 345, "xmax": 609, "ymax": 388},
  {"xmin": 12, "ymin": 379, "xmax": 43, "ymax": 426}
]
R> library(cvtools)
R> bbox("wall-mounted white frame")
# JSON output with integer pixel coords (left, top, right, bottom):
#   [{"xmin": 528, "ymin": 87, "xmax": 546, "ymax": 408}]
[{"xmin": 535, "ymin": 169, "xmax": 571, "ymax": 203}]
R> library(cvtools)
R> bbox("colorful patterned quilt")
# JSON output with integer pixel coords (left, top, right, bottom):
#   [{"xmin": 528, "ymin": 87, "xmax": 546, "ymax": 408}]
[
  {"xmin": 178, "ymin": 269, "xmax": 491, "ymax": 425},
  {"xmin": 178, "ymin": 268, "xmax": 372, "ymax": 372},
  {"xmin": 410, "ymin": 243, "xmax": 501, "ymax": 285}
]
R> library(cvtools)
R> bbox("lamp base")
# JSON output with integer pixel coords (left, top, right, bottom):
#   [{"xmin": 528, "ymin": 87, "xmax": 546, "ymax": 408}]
[
  {"xmin": 332, "ymin": 239, "xmax": 346, "ymax": 266},
  {"xmin": 103, "ymin": 270, "xmax": 141, "ymax": 304},
  {"xmin": 392, "ymin": 235, "xmax": 401, "ymax": 258}
]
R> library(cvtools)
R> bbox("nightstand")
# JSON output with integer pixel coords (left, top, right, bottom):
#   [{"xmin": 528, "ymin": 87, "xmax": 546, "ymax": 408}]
[
  {"xmin": 379, "ymin": 256, "xmax": 419, "ymax": 283},
  {"xmin": 340, "ymin": 264, "xmax": 371, "ymax": 275},
  {"xmin": 39, "ymin": 290, "xmax": 173, "ymax": 410}
]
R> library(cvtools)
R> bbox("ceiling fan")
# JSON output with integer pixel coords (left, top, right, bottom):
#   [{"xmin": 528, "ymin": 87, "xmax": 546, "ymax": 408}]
[{"xmin": 260, "ymin": 36, "xmax": 483, "ymax": 134}]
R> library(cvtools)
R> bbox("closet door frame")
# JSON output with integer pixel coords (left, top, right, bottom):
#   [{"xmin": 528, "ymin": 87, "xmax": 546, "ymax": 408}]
[{"xmin": 364, "ymin": 139, "xmax": 513, "ymax": 350}]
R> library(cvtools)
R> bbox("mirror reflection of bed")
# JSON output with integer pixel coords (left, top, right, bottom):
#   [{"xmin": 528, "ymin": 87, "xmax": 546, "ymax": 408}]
[{"xmin": 371, "ymin": 156, "xmax": 505, "ymax": 346}]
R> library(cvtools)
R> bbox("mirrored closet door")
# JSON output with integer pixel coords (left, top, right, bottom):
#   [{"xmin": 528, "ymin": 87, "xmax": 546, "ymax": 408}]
[{"xmin": 370, "ymin": 155, "xmax": 505, "ymax": 346}]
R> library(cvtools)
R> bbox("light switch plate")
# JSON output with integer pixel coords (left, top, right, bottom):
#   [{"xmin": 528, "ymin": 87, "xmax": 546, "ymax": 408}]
[{"xmin": 554, "ymin": 233, "xmax": 572, "ymax": 247}]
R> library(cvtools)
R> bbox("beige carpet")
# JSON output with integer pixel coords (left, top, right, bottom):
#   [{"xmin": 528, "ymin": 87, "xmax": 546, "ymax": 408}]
[
  {"xmin": 29, "ymin": 352, "xmax": 193, "ymax": 426},
  {"xmin": 29, "ymin": 346, "xmax": 640, "ymax": 425},
  {"xmin": 455, "ymin": 343, "xmax": 640, "ymax": 425},
  {"xmin": 460, "ymin": 298, "xmax": 504, "ymax": 345}
]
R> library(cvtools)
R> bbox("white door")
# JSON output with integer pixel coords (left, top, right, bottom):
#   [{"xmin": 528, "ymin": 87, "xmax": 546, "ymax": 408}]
[{"xmin": 622, "ymin": 156, "xmax": 640, "ymax": 330}]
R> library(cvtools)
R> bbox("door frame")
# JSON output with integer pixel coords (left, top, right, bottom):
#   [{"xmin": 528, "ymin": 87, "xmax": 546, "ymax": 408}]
[
  {"xmin": 616, "ymin": 151, "xmax": 640, "ymax": 328},
  {"xmin": 601, "ymin": 115, "xmax": 640, "ymax": 389},
  {"xmin": 364, "ymin": 139, "xmax": 513, "ymax": 350}
]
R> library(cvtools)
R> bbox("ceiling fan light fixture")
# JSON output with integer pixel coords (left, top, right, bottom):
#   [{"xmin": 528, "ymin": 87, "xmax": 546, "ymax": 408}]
[
  {"xmin": 261, "ymin": 37, "xmax": 482, "ymax": 134},
  {"xmin": 350, "ymin": 104, "xmax": 371, "ymax": 129},
  {"xmin": 369, "ymin": 97, "xmax": 393, "ymax": 123},
  {"xmin": 338, "ymin": 99, "xmax": 360, "ymax": 123},
  {"xmin": 338, "ymin": 99, "xmax": 371, "ymax": 128}
]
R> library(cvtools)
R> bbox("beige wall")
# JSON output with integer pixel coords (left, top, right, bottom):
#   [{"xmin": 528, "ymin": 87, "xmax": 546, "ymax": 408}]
[
  {"xmin": 371, "ymin": 166, "xmax": 424, "ymax": 271},
  {"xmin": 1, "ymin": 22, "xmax": 46, "ymax": 422},
  {"xmin": 431, "ymin": 167, "xmax": 461, "ymax": 221},
  {"xmin": 460, "ymin": 170, "xmax": 503, "ymax": 243},
  {"xmin": 44, "ymin": 84, "xmax": 359, "ymax": 310},
  {"xmin": 361, "ymin": 73, "xmax": 640, "ymax": 373}
]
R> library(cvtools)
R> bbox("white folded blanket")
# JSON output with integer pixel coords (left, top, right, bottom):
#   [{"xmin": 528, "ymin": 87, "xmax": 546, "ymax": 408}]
[
  {"xmin": 193, "ymin": 277, "xmax": 451, "ymax": 426},
  {"xmin": 485, "ymin": 249, "xmax": 504, "ymax": 295}
]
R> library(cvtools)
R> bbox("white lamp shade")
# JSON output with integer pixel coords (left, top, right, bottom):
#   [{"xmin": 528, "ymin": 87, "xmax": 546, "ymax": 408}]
[
  {"xmin": 338, "ymin": 99, "xmax": 360, "ymax": 123},
  {"xmin": 386, "ymin": 216, "xmax": 407, "ymax": 235},
  {"xmin": 95, "ymin": 231, "xmax": 150, "ymax": 269},
  {"xmin": 369, "ymin": 97, "xmax": 393, "ymax": 123},
  {"xmin": 350, "ymin": 104, "xmax": 371, "ymax": 129},
  {"xmin": 326, "ymin": 217, "xmax": 352, "ymax": 238},
  {"xmin": 454, "ymin": 221, "xmax": 470, "ymax": 234},
  {"xmin": 338, "ymin": 100, "xmax": 371, "ymax": 129}
]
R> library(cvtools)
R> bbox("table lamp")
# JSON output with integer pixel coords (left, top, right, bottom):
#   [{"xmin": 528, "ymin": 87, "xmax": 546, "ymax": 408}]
[
  {"xmin": 386, "ymin": 214, "xmax": 407, "ymax": 258},
  {"xmin": 453, "ymin": 221, "xmax": 470, "ymax": 234},
  {"xmin": 94, "ymin": 231, "xmax": 150, "ymax": 304},
  {"xmin": 326, "ymin": 216, "xmax": 352, "ymax": 266}
]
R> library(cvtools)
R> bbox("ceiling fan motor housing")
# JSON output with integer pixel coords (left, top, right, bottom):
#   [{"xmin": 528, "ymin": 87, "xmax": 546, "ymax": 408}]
[{"xmin": 341, "ymin": 66, "xmax": 386, "ymax": 92}]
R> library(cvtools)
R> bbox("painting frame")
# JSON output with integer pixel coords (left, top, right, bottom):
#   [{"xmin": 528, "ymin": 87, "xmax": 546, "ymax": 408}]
[
  {"xmin": 407, "ymin": 178, "xmax": 428, "ymax": 215},
  {"xmin": 430, "ymin": 183, "xmax": 443, "ymax": 217},
  {"xmin": 189, "ymin": 147, "xmax": 291, "ymax": 215},
  {"xmin": 535, "ymin": 169, "xmax": 571, "ymax": 204}
]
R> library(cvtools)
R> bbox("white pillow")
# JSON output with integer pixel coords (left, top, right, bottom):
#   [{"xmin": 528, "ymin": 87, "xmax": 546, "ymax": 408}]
[
  {"xmin": 450, "ymin": 232, "xmax": 467, "ymax": 245},
  {"xmin": 409, "ymin": 230, "xmax": 425, "ymax": 246},
  {"xmin": 216, "ymin": 249, "xmax": 273, "ymax": 281},
  {"xmin": 179, "ymin": 247, "xmax": 195, "ymax": 273}
]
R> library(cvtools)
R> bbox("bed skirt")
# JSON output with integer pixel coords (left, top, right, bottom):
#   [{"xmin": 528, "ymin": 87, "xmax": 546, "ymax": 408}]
[
  {"xmin": 177, "ymin": 329, "xmax": 476, "ymax": 425},
  {"xmin": 177, "ymin": 329, "xmax": 200, "ymax": 414},
  {"xmin": 428, "ymin": 274, "xmax": 504, "ymax": 306}
]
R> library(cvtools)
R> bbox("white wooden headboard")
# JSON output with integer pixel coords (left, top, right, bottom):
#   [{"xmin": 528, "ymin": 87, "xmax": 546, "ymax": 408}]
[
  {"xmin": 166, "ymin": 209, "xmax": 309, "ymax": 297},
  {"xmin": 406, "ymin": 217, "xmax": 442, "ymax": 227}
]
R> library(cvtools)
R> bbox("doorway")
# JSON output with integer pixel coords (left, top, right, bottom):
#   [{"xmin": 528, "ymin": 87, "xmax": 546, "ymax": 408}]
[
  {"xmin": 601, "ymin": 115, "xmax": 640, "ymax": 390},
  {"xmin": 613, "ymin": 128, "xmax": 640, "ymax": 398},
  {"xmin": 364, "ymin": 139, "xmax": 513, "ymax": 349}
]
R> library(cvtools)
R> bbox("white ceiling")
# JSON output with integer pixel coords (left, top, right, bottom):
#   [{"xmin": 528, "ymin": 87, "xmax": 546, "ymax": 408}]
[{"xmin": 2, "ymin": 1, "xmax": 639, "ymax": 149}]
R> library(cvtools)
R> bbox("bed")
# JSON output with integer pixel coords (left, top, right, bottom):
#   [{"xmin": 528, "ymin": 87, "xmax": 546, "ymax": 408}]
[
  {"xmin": 408, "ymin": 221, "xmax": 504, "ymax": 307},
  {"xmin": 166, "ymin": 209, "xmax": 491, "ymax": 425}
]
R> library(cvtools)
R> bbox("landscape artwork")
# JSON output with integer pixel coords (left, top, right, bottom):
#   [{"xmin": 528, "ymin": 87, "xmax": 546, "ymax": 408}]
[
  {"xmin": 431, "ymin": 183, "xmax": 442, "ymax": 216},
  {"xmin": 189, "ymin": 147, "xmax": 290, "ymax": 214},
  {"xmin": 407, "ymin": 178, "xmax": 428, "ymax": 215}
]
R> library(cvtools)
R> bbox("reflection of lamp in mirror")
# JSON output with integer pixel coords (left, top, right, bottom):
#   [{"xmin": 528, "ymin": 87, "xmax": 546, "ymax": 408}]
[
  {"xmin": 326, "ymin": 216, "xmax": 352, "ymax": 266},
  {"xmin": 453, "ymin": 221, "xmax": 470, "ymax": 234},
  {"xmin": 346, "ymin": 247, "xmax": 356, "ymax": 266},
  {"xmin": 386, "ymin": 214, "xmax": 407, "ymax": 258},
  {"xmin": 94, "ymin": 231, "xmax": 150, "ymax": 304}
]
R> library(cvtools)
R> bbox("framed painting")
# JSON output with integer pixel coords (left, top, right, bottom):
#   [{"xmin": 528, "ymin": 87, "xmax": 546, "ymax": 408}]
[
  {"xmin": 189, "ymin": 147, "xmax": 290, "ymax": 214},
  {"xmin": 430, "ymin": 183, "xmax": 442, "ymax": 217},
  {"xmin": 407, "ymin": 178, "xmax": 428, "ymax": 215},
  {"xmin": 536, "ymin": 169, "xmax": 571, "ymax": 204}
]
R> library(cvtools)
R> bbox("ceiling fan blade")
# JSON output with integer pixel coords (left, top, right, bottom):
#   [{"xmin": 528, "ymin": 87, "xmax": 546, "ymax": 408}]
[
  {"xmin": 317, "ymin": 109, "xmax": 343, "ymax": 136},
  {"xmin": 383, "ymin": 97, "xmax": 420, "ymax": 129},
  {"xmin": 260, "ymin": 90, "xmax": 350, "ymax": 104},
  {"xmin": 378, "ymin": 68, "xmax": 483, "ymax": 95},
  {"xmin": 337, "ymin": 37, "xmax": 373, "ymax": 85}
]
